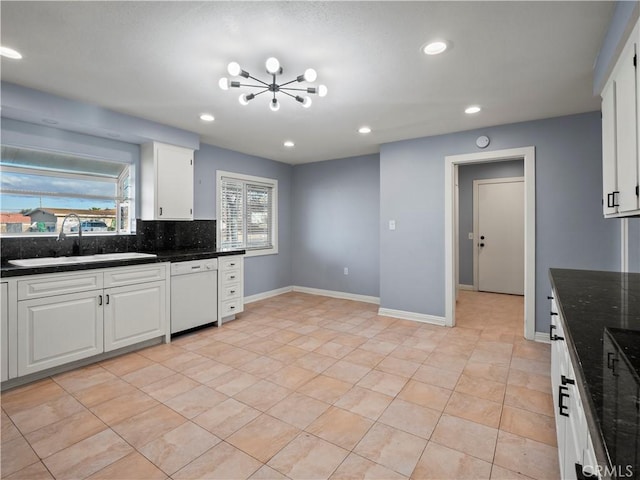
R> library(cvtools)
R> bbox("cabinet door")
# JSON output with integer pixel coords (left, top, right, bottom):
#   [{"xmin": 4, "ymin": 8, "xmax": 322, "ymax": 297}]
[
  {"xmin": 104, "ymin": 281, "xmax": 166, "ymax": 352},
  {"xmin": 602, "ymin": 81, "xmax": 618, "ymax": 216},
  {"xmin": 615, "ymin": 40, "xmax": 639, "ymax": 213},
  {"xmin": 1, "ymin": 283, "xmax": 8, "ymax": 382},
  {"xmin": 18, "ymin": 291, "xmax": 103, "ymax": 376},
  {"xmin": 156, "ymin": 144, "xmax": 193, "ymax": 220}
]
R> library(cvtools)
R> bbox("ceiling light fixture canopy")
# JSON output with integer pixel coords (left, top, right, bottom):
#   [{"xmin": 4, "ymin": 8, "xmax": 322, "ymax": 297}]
[{"xmin": 220, "ymin": 57, "xmax": 327, "ymax": 111}]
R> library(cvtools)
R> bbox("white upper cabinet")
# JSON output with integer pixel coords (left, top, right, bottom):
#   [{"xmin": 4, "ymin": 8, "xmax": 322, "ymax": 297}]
[
  {"xmin": 601, "ymin": 19, "xmax": 640, "ymax": 217},
  {"xmin": 141, "ymin": 142, "xmax": 194, "ymax": 220}
]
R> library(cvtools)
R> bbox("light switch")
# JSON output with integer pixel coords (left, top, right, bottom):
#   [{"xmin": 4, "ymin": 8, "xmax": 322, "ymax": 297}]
[{"xmin": 389, "ymin": 220, "xmax": 396, "ymax": 230}]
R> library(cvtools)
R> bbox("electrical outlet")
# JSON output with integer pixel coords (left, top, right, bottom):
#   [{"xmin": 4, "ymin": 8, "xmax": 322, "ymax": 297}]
[
  {"xmin": 344, "ymin": 267, "xmax": 349, "ymax": 275},
  {"xmin": 389, "ymin": 220, "xmax": 396, "ymax": 230},
  {"xmin": 468, "ymin": 232, "xmax": 474, "ymax": 240}
]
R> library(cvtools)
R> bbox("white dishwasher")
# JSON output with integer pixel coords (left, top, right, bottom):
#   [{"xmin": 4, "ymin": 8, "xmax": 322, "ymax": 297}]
[{"xmin": 170, "ymin": 258, "xmax": 218, "ymax": 334}]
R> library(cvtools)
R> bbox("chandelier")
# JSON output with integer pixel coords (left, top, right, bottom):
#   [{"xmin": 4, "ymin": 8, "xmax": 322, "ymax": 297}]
[{"xmin": 218, "ymin": 57, "xmax": 327, "ymax": 111}]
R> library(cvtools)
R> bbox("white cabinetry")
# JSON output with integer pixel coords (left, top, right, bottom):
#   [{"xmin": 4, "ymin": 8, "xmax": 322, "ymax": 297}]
[
  {"xmin": 141, "ymin": 142, "xmax": 194, "ymax": 220},
  {"xmin": 550, "ymin": 292, "xmax": 600, "ymax": 479},
  {"xmin": 1, "ymin": 282, "xmax": 9, "ymax": 382},
  {"xmin": 217, "ymin": 255, "xmax": 244, "ymax": 323},
  {"xmin": 601, "ymin": 19, "xmax": 640, "ymax": 217},
  {"xmin": 14, "ymin": 264, "xmax": 168, "ymax": 377},
  {"xmin": 103, "ymin": 264, "xmax": 167, "ymax": 352},
  {"xmin": 17, "ymin": 273, "xmax": 104, "ymax": 376}
]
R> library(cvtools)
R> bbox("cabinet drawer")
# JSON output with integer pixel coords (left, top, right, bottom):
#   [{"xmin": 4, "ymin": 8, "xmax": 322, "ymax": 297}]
[
  {"xmin": 220, "ymin": 283, "xmax": 241, "ymax": 300},
  {"xmin": 104, "ymin": 264, "xmax": 167, "ymax": 287},
  {"xmin": 220, "ymin": 298, "xmax": 243, "ymax": 317},
  {"xmin": 220, "ymin": 271, "xmax": 242, "ymax": 284},
  {"xmin": 219, "ymin": 256, "xmax": 242, "ymax": 272},
  {"xmin": 18, "ymin": 272, "xmax": 103, "ymax": 300}
]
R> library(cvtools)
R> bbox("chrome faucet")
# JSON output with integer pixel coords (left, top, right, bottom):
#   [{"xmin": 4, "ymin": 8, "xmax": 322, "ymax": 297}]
[{"xmin": 57, "ymin": 213, "xmax": 83, "ymax": 255}]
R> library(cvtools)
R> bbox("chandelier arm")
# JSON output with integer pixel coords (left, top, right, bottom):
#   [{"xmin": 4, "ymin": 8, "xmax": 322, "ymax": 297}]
[
  {"xmin": 279, "ymin": 90, "xmax": 298, "ymax": 99},
  {"xmin": 251, "ymin": 88, "xmax": 271, "ymax": 97},
  {"xmin": 246, "ymin": 75, "xmax": 270, "ymax": 87},
  {"xmin": 280, "ymin": 87, "xmax": 314, "ymax": 93},
  {"xmin": 237, "ymin": 83, "xmax": 272, "ymax": 89},
  {"xmin": 278, "ymin": 79, "xmax": 299, "ymax": 87}
]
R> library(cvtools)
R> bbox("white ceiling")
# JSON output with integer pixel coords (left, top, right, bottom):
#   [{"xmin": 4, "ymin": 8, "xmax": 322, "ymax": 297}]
[{"xmin": 0, "ymin": 1, "xmax": 613, "ymax": 165}]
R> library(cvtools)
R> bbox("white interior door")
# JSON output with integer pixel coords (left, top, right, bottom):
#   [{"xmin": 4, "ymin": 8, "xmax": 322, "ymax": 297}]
[{"xmin": 474, "ymin": 177, "xmax": 524, "ymax": 295}]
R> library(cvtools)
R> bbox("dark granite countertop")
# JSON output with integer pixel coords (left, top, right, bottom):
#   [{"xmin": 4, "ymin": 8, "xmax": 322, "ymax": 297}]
[
  {"xmin": 0, "ymin": 248, "xmax": 245, "ymax": 278},
  {"xmin": 549, "ymin": 268, "xmax": 640, "ymax": 477}
]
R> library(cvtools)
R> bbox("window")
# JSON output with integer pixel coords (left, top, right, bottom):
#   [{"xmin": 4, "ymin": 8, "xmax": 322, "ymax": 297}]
[
  {"xmin": 217, "ymin": 170, "xmax": 278, "ymax": 256},
  {"xmin": 0, "ymin": 145, "xmax": 134, "ymax": 235}
]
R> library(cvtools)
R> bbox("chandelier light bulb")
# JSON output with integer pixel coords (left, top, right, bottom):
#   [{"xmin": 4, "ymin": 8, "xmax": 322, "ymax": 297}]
[
  {"xmin": 265, "ymin": 57, "xmax": 280, "ymax": 74},
  {"xmin": 227, "ymin": 62, "xmax": 241, "ymax": 76},
  {"xmin": 239, "ymin": 94, "xmax": 250, "ymax": 106},
  {"xmin": 302, "ymin": 96, "xmax": 312, "ymax": 108},
  {"xmin": 318, "ymin": 85, "xmax": 328, "ymax": 97},
  {"xmin": 218, "ymin": 78, "xmax": 229, "ymax": 90},
  {"xmin": 270, "ymin": 99, "xmax": 280, "ymax": 112},
  {"xmin": 303, "ymin": 68, "xmax": 317, "ymax": 82}
]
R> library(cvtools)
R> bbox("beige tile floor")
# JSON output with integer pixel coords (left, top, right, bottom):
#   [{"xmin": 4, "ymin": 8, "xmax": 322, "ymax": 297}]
[{"xmin": 1, "ymin": 290, "xmax": 559, "ymax": 479}]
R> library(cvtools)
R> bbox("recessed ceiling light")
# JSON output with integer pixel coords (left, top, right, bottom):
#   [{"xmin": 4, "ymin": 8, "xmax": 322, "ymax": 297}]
[
  {"xmin": 199, "ymin": 113, "xmax": 215, "ymax": 122},
  {"xmin": 465, "ymin": 105, "xmax": 481, "ymax": 114},
  {"xmin": 422, "ymin": 41, "xmax": 448, "ymax": 56},
  {"xmin": 358, "ymin": 126, "xmax": 372, "ymax": 134},
  {"xmin": 0, "ymin": 46, "xmax": 22, "ymax": 59},
  {"xmin": 284, "ymin": 140, "xmax": 295, "ymax": 148}
]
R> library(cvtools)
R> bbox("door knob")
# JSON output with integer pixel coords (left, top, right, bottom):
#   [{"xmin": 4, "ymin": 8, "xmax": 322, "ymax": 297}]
[
  {"xmin": 480, "ymin": 243, "xmax": 485, "ymax": 247},
  {"xmin": 480, "ymin": 235, "xmax": 485, "ymax": 240}
]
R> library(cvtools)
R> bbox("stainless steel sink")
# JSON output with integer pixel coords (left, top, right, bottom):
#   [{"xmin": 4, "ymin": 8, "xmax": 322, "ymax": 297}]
[{"xmin": 8, "ymin": 252, "xmax": 157, "ymax": 267}]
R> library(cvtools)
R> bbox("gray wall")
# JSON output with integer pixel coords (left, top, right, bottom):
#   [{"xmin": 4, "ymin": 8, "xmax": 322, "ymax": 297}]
[
  {"xmin": 629, "ymin": 219, "xmax": 640, "ymax": 273},
  {"xmin": 380, "ymin": 112, "xmax": 621, "ymax": 332},
  {"xmin": 458, "ymin": 160, "xmax": 524, "ymax": 286},
  {"xmin": 291, "ymin": 154, "xmax": 380, "ymax": 297},
  {"xmin": 193, "ymin": 143, "xmax": 293, "ymax": 297}
]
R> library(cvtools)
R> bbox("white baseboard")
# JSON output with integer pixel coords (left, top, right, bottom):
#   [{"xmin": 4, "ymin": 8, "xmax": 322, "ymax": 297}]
[
  {"xmin": 534, "ymin": 331, "xmax": 551, "ymax": 344},
  {"xmin": 244, "ymin": 286, "xmax": 293, "ymax": 304},
  {"xmin": 378, "ymin": 307, "xmax": 446, "ymax": 327},
  {"xmin": 458, "ymin": 284, "xmax": 475, "ymax": 291},
  {"xmin": 292, "ymin": 286, "xmax": 380, "ymax": 305}
]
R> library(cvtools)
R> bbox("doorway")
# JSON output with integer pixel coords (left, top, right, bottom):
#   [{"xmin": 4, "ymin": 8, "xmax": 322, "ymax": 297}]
[
  {"xmin": 474, "ymin": 177, "xmax": 524, "ymax": 295},
  {"xmin": 444, "ymin": 146, "xmax": 536, "ymax": 340}
]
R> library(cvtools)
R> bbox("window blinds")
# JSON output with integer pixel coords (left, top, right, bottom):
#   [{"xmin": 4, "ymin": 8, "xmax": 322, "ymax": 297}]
[{"xmin": 220, "ymin": 177, "xmax": 273, "ymax": 250}]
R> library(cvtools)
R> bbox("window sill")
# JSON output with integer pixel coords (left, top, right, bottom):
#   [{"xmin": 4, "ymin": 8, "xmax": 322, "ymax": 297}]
[{"xmin": 242, "ymin": 247, "xmax": 278, "ymax": 258}]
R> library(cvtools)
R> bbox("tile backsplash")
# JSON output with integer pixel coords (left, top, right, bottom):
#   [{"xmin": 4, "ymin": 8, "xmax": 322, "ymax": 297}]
[
  {"xmin": 136, "ymin": 220, "xmax": 216, "ymax": 252},
  {"xmin": 0, "ymin": 220, "xmax": 216, "ymax": 262}
]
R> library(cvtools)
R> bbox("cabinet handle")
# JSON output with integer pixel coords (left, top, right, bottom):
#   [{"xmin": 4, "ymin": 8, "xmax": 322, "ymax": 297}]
[
  {"xmin": 106, "ymin": 294, "xmax": 110, "ymax": 305},
  {"xmin": 607, "ymin": 352, "xmax": 619, "ymax": 376},
  {"xmin": 230, "ymin": 275, "xmax": 236, "ymax": 280},
  {"xmin": 98, "ymin": 294, "xmax": 103, "ymax": 306},
  {"xmin": 558, "ymin": 385, "xmax": 570, "ymax": 417},
  {"xmin": 550, "ymin": 324, "xmax": 564, "ymax": 342},
  {"xmin": 159, "ymin": 207, "xmax": 163, "ymax": 216},
  {"xmin": 561, "ymin": 375, "xmax": 575, "ymax": 386},
  {"xmin": 607, "ymin": 191, "xmax": 620, "ymax": 208},
  {"xmin": 550, "ymin": 312, "xmax": 558, "ymax": 316},
  {"xmin": 229, "ymin": 306, "xmax": 235, "ymax": 310},
  {"xmin": 575, "ymin": 463, "xmax": 597, "ymax": 479},
  {"xmin": 547, "ymin": 296, "xmax": 554, "ymax": 300},
  {"xmin": 230, "ymin": 290, "xmax": 236, "ymax": 294}
]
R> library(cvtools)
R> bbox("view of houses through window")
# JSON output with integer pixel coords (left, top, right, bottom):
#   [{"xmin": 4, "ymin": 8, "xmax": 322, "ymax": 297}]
[{"xmin": 0, "ymin": 145, "xmax": 133, "ymax": 235}]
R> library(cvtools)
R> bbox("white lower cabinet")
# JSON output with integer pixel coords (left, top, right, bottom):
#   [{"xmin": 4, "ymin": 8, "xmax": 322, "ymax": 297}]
[
  {"xmin": 12, "ymin": 263, "xmax": 168, "ymax": 378},
  {"xmin": 550, "ymin": 290, "xmax": 600, "ymax": 479},
  {"xmin": 18, "ymin": 290, "xmax": 103, "ymax": 376},
  {"xmin": 217, "ymin": 255, "xmax": 244, "ymax": 324},
  {"xmin": 1, "ymin": 282, "xmax": 9, "ymax": 382},
  {"xmin": 104, "ymin": 281, "xmax": 165, "ymax": 351}
]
